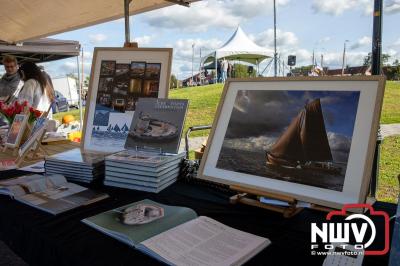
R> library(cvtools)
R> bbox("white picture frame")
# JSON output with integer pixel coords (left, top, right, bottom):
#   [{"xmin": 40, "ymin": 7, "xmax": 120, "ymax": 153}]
[
  {"xmin": 198, "ymin": 76, "xmax": 385, "ymax": 210},
  {"xmin": 82, "ymin": 47, "xmax": 173, "ymax": 153}
]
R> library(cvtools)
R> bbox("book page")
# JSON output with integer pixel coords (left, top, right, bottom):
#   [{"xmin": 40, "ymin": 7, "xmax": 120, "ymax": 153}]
[
  {"xmin": 141, "ymin": 216, "xmax": 270, "ymax": 266},
  {"xmin": 82, "ymin": 199, "xmax": 197, "ymax": 246}
]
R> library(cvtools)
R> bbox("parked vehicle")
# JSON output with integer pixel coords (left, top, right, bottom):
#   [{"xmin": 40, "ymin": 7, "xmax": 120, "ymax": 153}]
[
  {"xmin": 52, "ymin": 91, "xmax": 69, "ymax": 113},
  {"xmin": 51, "ymin": 76, "xmax": 79, "ymax": 108}
]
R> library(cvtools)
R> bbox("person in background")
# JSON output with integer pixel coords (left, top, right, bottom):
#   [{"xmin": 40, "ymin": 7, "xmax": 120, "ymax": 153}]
[
  {"xmin": 0, "ymin": 55, "xmax": 24, "ymax": 102},
  {"xmin": 38, "ymin": 65, "xmax": 57, "ymax": 113},
  {"xmin": 222, "ymin": 58, "xmax": 228, "ymax": 83},
  {"xmin": 17, "ymin": 62, "xmax": 54, "ymax": 113},
  {"xmin": 217, "ymin": 59, "xmax": 222, "ymax": 83}
]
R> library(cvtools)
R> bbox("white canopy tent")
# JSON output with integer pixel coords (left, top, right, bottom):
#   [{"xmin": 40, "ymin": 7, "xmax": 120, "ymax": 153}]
[
  {"xmin": 0, "ymin": 0, "xmax": 198, "ymax": 43},
  {"xmin": 202, "ymin": 26, "xmax": 271, "ymax": 80}
]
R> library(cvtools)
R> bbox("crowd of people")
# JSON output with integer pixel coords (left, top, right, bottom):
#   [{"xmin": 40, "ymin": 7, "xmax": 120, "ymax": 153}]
[{"xmin": 0, "ymin": 55, "xmax": 55, "ymax": 114}]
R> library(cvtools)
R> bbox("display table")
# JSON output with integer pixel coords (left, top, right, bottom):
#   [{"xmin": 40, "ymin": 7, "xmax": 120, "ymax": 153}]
[
  {"xmin": 0, "ymin": 172, "xmax": 397, "ymax": 266},
  {"xmin": 0, "ymin": 140, "xmax": 79, "ymax": 168}
]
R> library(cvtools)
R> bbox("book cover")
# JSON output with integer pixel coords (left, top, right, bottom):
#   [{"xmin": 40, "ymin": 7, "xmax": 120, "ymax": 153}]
[
  {"xmin": 105, "ymin": 168, "xmax": 180, "ymax": 187},
  {"xmin": 124, "ymin": 98, "xmax": 188, "ymax": 154},
  {"xmin": 104, "ymin": 178, "xmax": 177, "ymax": 193},
  {"xmin": 105, "ymin": 165, "xmax": 180, "ymax": 177},
  {"xmin": 46, "ymin": 148, "xmax": 106, "ymax": 166},
  {"xmin": 82, "ymin": 199, "xmax": 197, "ymax": 246},
  {"xmin": 106, "ymin": 150, "xmax": 185, "ymax": 167}
]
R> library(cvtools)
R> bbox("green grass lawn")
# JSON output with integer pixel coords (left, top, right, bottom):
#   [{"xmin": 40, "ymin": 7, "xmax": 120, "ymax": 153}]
[
  {"xmin": 381, "ymin": 81, "xmax": 400, "ymax": 124},
  {"xmin": 53, "ymin": 81, "xmax": 399, "ymax": 203},
  {"xmin": 169, "ymin": 84, "xmax": 224, "ymax": 137},
  {"xmin": 377, "ymin": 135, "xmax": 400, "ymax": 203}
]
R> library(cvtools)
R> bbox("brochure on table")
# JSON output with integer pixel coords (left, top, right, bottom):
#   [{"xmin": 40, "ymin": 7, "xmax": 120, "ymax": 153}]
[{"xmin": 0, "ymin": 174, "xmax": 109, "ymax": 215}]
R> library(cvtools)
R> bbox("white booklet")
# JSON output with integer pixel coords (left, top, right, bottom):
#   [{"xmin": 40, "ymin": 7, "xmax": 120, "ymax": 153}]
[
  {"xmin": 0, "ymin": 174, "xmax": 108, "ymax": 215},
  {"xmin": 83, "ymin": 199, "xmax": 270, "ymax": 266}
]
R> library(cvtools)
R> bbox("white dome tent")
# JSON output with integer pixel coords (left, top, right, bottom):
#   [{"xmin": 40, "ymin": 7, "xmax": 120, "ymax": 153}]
[{"xmin": 202, "ymin": 26, "xmax": 271, "ymax": 82}]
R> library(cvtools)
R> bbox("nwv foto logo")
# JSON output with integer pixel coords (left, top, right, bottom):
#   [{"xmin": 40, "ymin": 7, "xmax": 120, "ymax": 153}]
[{"xmin": 310, "ymin": 204, "xmax": 390, "ymax": 255}]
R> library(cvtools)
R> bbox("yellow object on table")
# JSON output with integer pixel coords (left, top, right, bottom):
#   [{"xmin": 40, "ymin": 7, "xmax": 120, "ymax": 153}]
[
  {"xmin": 62, "ymin": 114, "xmax": 75, "ymax": 124},
  {"xmin": 68, "ymin": 131, "xmax": 81, "ymax": 143}
]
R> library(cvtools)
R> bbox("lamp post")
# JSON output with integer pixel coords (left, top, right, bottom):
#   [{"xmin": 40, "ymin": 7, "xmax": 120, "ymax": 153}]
[
  {"xmin": 191, "ymin": 43, "xmax": 195, "ymax": 86},
  {"xmin": 341, "ymin": 40, "xmax": 349, "ymax": 76},
  {"xmin": 273, "ymin": 0, "xmax": 277, "ymax": 77}
]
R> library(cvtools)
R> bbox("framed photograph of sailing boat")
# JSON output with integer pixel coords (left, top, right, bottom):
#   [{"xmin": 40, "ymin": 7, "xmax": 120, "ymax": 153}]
[
  {"xmin": 81, "ymin": 47, "xmax": 173, "ymax": 153},
  {"xmin": 198, "ymin": 76, "xmax": 386, "ymax": 210}
]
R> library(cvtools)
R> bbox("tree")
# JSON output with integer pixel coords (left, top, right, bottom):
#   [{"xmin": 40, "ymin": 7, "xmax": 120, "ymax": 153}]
[
  {"xmin": 291, "ymin": 65, "xmax": 313, "ymax": 76},
  {"xmin": 233, "ymin": 63, "xmax": 256, "ymax": 78},
  {"xmin": 84, "ymin": 76, "xmax": 90, "ymax": 87},
  {"xmin": 363, "ymin": 52, "xmax": 391, "ymax": 66},
  {"xmin": 114, "ymin": 124, "xmax": 121, "ymax": 132},
  {"xmin": 170, "ymin": 74, "xmax": 178, "ymax": 90},
  {"xmin": 107, "ymin": 124, "xmax": 112, "ymax": 132}
]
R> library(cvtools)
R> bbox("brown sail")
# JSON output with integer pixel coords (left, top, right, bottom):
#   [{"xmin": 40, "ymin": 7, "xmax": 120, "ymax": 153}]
[{"xmin": 266, "ymin": 98, "xmax": 332, "ymax": 166}]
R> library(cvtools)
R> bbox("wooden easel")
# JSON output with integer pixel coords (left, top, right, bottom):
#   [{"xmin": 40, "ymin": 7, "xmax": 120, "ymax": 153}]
[
  {"xmin": 230, "ymin": 185, "xmax": 377, "ymax": 217},
  {"xmin": 229, "ymin": 185, "xmax": 342, "ymax": 218},
  {"xmin": 229, "ymin": 185, "xmax": 307, "ymax": 218}
]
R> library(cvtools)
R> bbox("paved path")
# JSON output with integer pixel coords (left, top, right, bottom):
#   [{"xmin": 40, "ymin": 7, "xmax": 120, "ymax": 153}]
[
  {"xmin": 179, "ymin": 136, "xmax": 208, "ymax": 152},
  {"xmin": 380, "ymin": 123, "xmax": 400, "ymax": 138}
]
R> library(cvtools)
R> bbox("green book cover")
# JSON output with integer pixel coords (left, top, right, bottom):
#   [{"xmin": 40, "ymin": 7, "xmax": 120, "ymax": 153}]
[{"xmin": 82, "ymin": 199, "xmax": 197, "ymax": 247}]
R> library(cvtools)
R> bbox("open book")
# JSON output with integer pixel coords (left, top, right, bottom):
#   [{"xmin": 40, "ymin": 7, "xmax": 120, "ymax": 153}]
[
  {"xmin": 0, "ymin": 174, "xmax": 109, "ymax": 215},
  {"xmin": 83, "ymin": 199, "xmax": 270, "ymax": 266}
]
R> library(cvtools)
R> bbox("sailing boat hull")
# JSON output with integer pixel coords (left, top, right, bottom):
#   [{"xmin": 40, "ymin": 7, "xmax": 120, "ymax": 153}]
[{"xmin": 266, "ymin": 152, "xmax": 298, "ymax": 168}]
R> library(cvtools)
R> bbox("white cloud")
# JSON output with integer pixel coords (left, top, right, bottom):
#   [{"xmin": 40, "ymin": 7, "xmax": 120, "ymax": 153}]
[
  {"xmin": 311, "ymin": 0, "xmax": 372, "ymax": 16},
  {"xmin": 133, "ymin": 35, "xmax": 155, "ymax": 46},
  {"xmin": 251, "ymin": 29, "xmax": 298, "ymax": 49},
  {"xmin": 312, "ymin": 0, "xmax": 400, "ymax": 15},
  {"xmin": 143, "ymin": 0, "xmax": 290, "ymax": 32},
  {"xmin": 174, "ymin": 37, "xmax": 223, "ymax": 61},
  {"xmin": 385, "ymin": 0, "xmax": 400, "ymax": 14},
  {"xmin": 350, "ymin": 36, "xmax": 371, "ymax": 50},
  {"xmin": 318, "ymin": 37, "xmax": 332, "ymax": 44},
  {"xmin": 171, "ymin": 37, "xmax": 223, "ymax": 78},
  {"xmin": 88, "ymin": 33, "xmax": 108, "ymax": 45}
]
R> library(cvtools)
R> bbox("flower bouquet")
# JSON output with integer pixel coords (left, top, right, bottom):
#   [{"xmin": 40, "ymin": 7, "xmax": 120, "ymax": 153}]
[{"xmin": 0, "ymin": 101, "xmax": 42, "ymax": 125}]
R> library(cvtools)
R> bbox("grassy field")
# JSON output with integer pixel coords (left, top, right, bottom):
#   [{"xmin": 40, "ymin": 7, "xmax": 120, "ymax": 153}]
[
  {"xmin": 53, "ymin": 81, "xmax": 399, "ymax": 203},
  {"xmin": 381, "ymin": 81, "xmax": 400, "ymax": 124},
  {"xmin": 377, "ymin": 135, "xmax": 400, "ymax": 203},
  {"xmin": 169, "ymin": 84, "xmax": 224, "ymax": 137}
]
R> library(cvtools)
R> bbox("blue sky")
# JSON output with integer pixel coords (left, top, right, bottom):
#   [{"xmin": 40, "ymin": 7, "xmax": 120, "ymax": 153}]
[{"xmin": 34, "ymin": 0, "xmax": 400, "ymax": 80}]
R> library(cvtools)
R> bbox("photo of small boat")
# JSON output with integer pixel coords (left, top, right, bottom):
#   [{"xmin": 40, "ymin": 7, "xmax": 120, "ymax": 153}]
[
  {"xmin": 128, "ymin": 112, "xmax": 178, "ymax": 141},
  {"xmin": 120, "ymin": 204, "xmax": 164, "ymax": 225},
  {"xmin": 266, "ymin": 98, "xmax": 341, "ymax": 175}
]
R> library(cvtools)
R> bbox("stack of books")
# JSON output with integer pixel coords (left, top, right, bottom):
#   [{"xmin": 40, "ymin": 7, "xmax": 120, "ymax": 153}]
[
  {"xmin": 104, "ymin": 150, "xmax": 185, "ymax": 193},
  {"xmin": 45, "ymin": 148, "xmax": 107, "ymax": 183}
]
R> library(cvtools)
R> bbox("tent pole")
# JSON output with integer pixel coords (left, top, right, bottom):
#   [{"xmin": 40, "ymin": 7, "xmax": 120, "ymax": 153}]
[
  {"xmin": 214, "ymin": 51, "xmax": 217, "ymax": 83},
  {"xmin": 124, "ymin": 0, "xmax": 132, "ymax": 45},
  {"xmin": 76, "ymin": 52, "xmax": 83, "ymax": 130}
]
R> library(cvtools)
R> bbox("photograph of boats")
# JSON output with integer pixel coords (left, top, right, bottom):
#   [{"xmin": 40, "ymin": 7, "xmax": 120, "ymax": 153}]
[
  {"xmin": 100, "ymin": 60, "xmax": 116, "ymax": 76},
  {"xmin": 130, "ymin": 61, "xmax": 146, "ymax": 78},
  {"xmin": 216, "ymin": 90, "xmax": 360, "ymax": 191}
]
